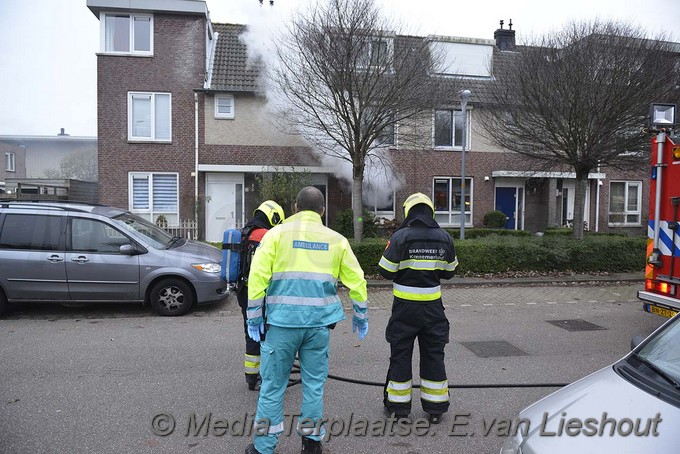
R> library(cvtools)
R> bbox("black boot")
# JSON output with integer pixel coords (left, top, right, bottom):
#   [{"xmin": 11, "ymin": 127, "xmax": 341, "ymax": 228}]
[
  {"xmin": 246, "ymin": 374, "xmax": 261, "ymax": 391},
  {"xmin": 301, "ymin": 436, "xmax": 323, "ymax": 454},
  {"xmin": 245, "ymin": 443, "xmax": 260, "ymax": 454}
]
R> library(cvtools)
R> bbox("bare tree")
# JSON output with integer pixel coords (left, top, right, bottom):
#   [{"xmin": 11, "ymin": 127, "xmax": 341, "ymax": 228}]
[
  {"xmin": 482, "ymin": 21, "xmax": 679, "ymax": 238},
  {"xmin": 44, "ymin": 150, "xmax": 98, "ymax": 182},
  {"xmin": 272, "ymin": 0, "xmax": 451, "ymax": 241}
]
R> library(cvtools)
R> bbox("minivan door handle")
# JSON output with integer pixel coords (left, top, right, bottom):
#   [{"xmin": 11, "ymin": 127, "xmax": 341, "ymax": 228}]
[
  {"xmin": 71, "ymin": 256, "xmax": 90, "ymax": 263},
  {"xmin": 47, "ymin": 254, "xmax": 64, "ymax": 263}
]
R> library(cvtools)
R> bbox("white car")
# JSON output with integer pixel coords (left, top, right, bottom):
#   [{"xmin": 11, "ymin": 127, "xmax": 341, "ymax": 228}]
[{"xmin": 501, "ymin": 313, "xmax": 680, "ymax": 453}]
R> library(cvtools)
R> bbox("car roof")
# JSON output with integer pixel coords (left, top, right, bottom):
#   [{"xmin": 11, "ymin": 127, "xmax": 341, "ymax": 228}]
[{"xmin": 0, "ymin": 200, "xmax": 127, "ymax": 217}]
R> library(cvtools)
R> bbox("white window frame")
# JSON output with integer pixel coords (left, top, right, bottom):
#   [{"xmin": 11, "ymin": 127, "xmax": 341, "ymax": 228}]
[
  {"xmin": 214, "ymin": 94, "xmax": 235, "ymax": 119},
  {"xmin": 5, "ymin": 152, "xmax": 15, "ymax": 172},
  {"xmin": 608, "ymin": 180, "xmax": 642, "ymax": 227},
  {"xmin": 432, "ymin": 177, "xmax": 473, "ymax": 227},
  {"xmin": 100, "ymin": 12, "xmax": 153, "ymax": 56},
  {"xmin": 357, "ymin": 37, "xmax": 394, "ymax": 71},
  {"xmin": 127, "ymin": 92, "xmax": 172, "ymax": 142},
  {"xmin": 433, "ymin": 109, "xmax": 470, "ymax": 150},
  {"xmin": 128, "ymin": 172, "xmax": 179, "ymax": 225}
]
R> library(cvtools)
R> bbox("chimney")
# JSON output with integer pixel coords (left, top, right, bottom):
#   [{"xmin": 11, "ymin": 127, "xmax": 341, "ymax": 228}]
[
  {"xmin": 494, "ymin": 19, "xmax": 516, "ymax": 51},
  {"xmin": 58, "ymin": 128, "xmax": 69, "ymax": 136}
]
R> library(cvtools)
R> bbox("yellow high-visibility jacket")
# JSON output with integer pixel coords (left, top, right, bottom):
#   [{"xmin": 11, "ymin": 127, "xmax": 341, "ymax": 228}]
[{"xmin": 247, "ymin": 210, "xmax": 368, "ymax": 328}]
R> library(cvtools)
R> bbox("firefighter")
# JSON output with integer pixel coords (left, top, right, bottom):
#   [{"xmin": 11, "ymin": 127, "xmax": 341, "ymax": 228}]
[
  {"xmin": 236, "ymin": 200, "xmax": 285, "ymax": 391},
  {"xmin": 378, "ymin": 192, "xmax": 458, "ymax": 424},
  {"xmin": 244, "ymin": 186, "xmax": 368, "ymax": 454}
]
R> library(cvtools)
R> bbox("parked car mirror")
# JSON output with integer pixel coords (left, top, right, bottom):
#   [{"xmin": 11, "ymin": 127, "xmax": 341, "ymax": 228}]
[
  {"xmin": 119, "ymin": 244, "xmax": 138, "ymax": 256},
  {"xmin": 630, "ymin": 333, "xmax": 645, "ymax": 350}
]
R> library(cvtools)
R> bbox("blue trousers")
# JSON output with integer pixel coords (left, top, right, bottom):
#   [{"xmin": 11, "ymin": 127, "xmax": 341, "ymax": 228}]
[{"xmin": 254, "ymin": 325, "xmax": 330, "ymax": 454}]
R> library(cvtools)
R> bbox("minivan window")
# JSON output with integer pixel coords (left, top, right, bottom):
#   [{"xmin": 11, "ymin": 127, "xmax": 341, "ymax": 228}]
[
  {"xmin": 111, "ymin": 212, "xmax": 173, "ymax": 249},
  {"xmin": 0, "ymin": 214, "xmax": 62, "ymax": 251},
  {"xmin": 70, "ymin": 218, "xmax": 131, "ymax": 253}
]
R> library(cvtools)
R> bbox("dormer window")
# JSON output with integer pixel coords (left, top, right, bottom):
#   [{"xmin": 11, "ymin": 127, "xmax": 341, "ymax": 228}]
[
  {"xmin": 101, "ymin": 13, "xmax": 153, "ymax": 55},
  {"xmin": 358, "ymin": 38, "xmax": 392, "ymax": 69}
]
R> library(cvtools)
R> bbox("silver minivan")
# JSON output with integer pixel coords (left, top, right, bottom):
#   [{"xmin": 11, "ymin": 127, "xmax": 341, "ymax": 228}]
[{"xmin": 0, "ymin": 201, "xmax": 228, "ymax": 316}]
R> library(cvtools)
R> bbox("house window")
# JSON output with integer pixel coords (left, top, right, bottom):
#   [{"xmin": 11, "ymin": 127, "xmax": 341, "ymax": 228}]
[
  {"xmin": 214, "ymin": 95, "xmax": 234, "ymax": 119},
  {"xmin": 363, "ymin": 188, "xmax": 395, "ymax": 217},
  {"xmin": 102, "ymin": 13, "xmax": 152, "ymax": 55},
  {"xmin": 128, "ymin": 92, "xmax": 171, "ymax": 141},
  {"xmin": 5, "ymin": 152, "xmax": 15, "ymax": 172},
  {"xmin": 129, "ymin": 173, "xmax": 179, "ymax": 225},
  {"xmin": 608, "ymin": 181, "xmax": 641, "ymax": 226},
  {"xmin": 358, "ymin": 38, "xmax": 392, "ymax": 69},
  {"xmin": 434, "ymin": 109, "xmax": 467, "ymax": 149},
  {"xmin": 433, "ymin": 177, "xmax": 473, "ymax": 226}
]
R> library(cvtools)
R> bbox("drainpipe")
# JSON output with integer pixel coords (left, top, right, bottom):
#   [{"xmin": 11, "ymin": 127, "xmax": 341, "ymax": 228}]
[
  {"xmin": 595, "ymin": 163, "xmax": 601, "ymax": 232},
  {"xmin": 194, "ymin": 92, "xmax": 199, "ymax": 238}
]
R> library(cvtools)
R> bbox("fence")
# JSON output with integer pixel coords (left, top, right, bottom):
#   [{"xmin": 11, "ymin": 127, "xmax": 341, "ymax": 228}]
[{"xmin": 161, "ymin": 219, "xmax": 199, "ymax": 240}]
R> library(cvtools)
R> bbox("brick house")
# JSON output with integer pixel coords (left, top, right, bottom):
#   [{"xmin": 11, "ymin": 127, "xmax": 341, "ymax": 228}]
[{"xmin": 87, "ymin": 0, "xmax": 651, "ymax": 240}]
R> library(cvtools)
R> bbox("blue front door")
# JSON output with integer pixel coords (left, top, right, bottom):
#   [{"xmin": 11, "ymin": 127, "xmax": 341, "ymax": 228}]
[{"xmin": 495, "ymin": 187, "xmax": 516, "ymax": 229}]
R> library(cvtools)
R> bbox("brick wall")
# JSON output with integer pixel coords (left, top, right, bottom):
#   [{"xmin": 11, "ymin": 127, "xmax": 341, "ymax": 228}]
[{"xmin": 97, "ymin": 14, "xmax": 206, "ymax": 219}]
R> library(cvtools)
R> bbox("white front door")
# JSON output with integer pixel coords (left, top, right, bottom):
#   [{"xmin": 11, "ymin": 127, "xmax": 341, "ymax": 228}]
[{"xmin": 205, "ymin": 174, "xmax": 244, "ymax": 242}]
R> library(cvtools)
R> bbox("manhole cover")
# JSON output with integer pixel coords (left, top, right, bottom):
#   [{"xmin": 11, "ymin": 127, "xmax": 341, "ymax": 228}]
[
  {"xmin": 460, "ymin": 341, "xmax": 528, "ymax": 358},
  {"xmin": 547, "ymin": 319, "xmax": 606, "ymax": 331}
]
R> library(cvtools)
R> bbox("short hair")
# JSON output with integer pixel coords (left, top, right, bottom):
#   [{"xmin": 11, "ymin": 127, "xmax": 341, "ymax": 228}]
[{"xmin": 296, "ymin": 186, "xmax": 325, "ymax": 213}]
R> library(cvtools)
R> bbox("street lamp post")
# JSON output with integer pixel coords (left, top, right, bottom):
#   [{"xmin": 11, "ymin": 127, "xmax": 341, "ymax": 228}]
[{"xmin": 459, "ymin": 89, "xmax": 471, "ymax": 240}]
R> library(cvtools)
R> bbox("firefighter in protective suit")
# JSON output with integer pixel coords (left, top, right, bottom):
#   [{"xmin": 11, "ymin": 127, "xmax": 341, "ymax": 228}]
[
  {"xmin": 378, "ymin": 193, "xmax": 458, "ymax": 424},
  {"xmin": 236, "ymin": 200, "xmax": 285, "ymax": 391},
  {"xmin": 245, "ymin": 186, "xmax": 368, "ymax": 454}
]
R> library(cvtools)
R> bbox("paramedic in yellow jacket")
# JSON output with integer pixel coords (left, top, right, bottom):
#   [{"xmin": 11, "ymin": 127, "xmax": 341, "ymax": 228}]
[{"xmin": 244, "ymin": 186, "xmax": 368, "ymax": 454}]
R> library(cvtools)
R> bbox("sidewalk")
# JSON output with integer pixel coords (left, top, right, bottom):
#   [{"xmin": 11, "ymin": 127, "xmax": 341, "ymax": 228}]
[{"xmin": 365, "ymin": 271, "xmax": 645, "ymax": 288}]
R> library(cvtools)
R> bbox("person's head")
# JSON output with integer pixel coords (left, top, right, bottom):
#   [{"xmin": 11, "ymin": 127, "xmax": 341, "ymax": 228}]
[
  {"xmin": 254, "ymin": 200, "xmax": 285, "ymax": 227},
  {"xmin": 403, "ymin": 192, "xmax": 435, "ymax": 219},
  {"xmin": 295, "ymin": 186, "xmax": 325, "ymax": 216}
]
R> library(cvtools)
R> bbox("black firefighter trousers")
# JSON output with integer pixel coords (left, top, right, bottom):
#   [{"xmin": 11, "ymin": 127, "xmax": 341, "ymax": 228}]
[
  {"xmin": 237, "ymin": 286, "xmax": 261, "ymax": 385},
  {"xmin": 383, "ymin": 299, "xmax": 450, "ymax": 416}
]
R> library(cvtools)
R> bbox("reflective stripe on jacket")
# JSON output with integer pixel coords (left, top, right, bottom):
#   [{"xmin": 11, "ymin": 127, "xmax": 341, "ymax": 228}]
[
  {"xmin": 378, "ymin": 224, "xmax": 457, "ymax": 302},
  {"xmin": 247, "ymin": 210, "xmax": 368, "ymax": 328}
]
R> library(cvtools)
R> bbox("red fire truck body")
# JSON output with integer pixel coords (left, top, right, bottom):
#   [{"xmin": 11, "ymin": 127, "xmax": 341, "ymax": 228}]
[{"xmin": 637, "ymin": 132, "xmax": 680, "ymax": 318}]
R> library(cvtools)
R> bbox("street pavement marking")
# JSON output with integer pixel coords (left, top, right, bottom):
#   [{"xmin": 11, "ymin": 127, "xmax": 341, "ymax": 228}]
[
  {"xmin": 526, "ymin": 302, "xmax": 537, "ymax": 305},
  {"xmin": 483, "ymin": 303, "xmax": 494, "ymax": 306}
]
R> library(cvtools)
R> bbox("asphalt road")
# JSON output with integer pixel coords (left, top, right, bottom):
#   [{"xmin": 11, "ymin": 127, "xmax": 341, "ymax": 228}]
[{"xmin": 0, "ymin": 282, "xmax": 668, "ymax": 454}]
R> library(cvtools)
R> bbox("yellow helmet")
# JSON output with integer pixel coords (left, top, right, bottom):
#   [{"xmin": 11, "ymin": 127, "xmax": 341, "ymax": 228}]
[
  {"xmin": 403, "ymin": 192, "xmax": 435, "ymax": 218},
  {"xmin": 255, "ymin": 200, "xmax": 285, "ymax": 226}
]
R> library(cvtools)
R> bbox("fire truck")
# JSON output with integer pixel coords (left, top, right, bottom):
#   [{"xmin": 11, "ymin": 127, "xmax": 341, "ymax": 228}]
[{"xmin": 637, "ymin": 103, "xmax": 680, "ymax": 318}]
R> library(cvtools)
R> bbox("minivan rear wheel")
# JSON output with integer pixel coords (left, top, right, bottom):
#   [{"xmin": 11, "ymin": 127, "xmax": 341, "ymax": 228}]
[{"xmin": 149, "ymin": 278, "xmax": 194, "ymax": 316}]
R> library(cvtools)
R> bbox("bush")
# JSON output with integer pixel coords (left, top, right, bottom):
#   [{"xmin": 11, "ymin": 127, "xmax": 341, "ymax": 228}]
[
  {"xmin": 483, "ymin": 210, "xmax": 509, "ymax": 228},
  {"xmin": 333, "ymin": 209, "xmax": 379, "ymax": 238},
  {"xmin": 444, "ymin": 228, "xmax": 532, "ymax": 239},
  {"xmin": 346, "ymin": 235, "xmax": 645, "ymax": 276}
]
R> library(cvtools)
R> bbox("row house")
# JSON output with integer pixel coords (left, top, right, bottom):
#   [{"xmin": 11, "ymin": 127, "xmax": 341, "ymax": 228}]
[{"xmin": 87, "ymin": 0, "xmax": 650, "ymax": 241}]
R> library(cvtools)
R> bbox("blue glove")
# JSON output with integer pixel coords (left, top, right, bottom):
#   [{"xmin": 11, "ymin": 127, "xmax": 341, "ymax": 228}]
[
  {"xmin": 248, "ymin": 323, "xmax": 265, "ymax": 342},
  {"xmin": 352, "ymin": 319, "xmax": 368, "ymax": 340}
]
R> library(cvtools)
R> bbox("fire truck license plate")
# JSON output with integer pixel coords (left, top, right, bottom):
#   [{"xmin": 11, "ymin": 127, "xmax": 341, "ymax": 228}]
[{"xmin": 649, "ymin": 305, "xmax": 678, "ymax": 318}]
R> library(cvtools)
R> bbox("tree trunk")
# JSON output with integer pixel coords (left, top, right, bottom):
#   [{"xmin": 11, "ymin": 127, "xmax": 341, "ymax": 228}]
[
  {"xmin": 352, "ymin": 168, "xmax": 364, "ymax": 243},
  {"xmin": 572, "ymin": 173, "xmax": 588, "ymax": 240}
]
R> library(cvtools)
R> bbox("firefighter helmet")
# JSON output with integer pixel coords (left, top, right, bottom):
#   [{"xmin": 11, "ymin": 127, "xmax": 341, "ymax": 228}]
[
  {"xmin": 403, "ymin": 192, "xmax": 435, "ymax": 218},
  {"xmin": 255, "ymin": 200, "xmax": 285, "ymax": 226}
]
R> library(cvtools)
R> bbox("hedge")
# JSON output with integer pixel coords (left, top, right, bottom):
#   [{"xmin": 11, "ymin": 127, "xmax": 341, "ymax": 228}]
[
  {"xmin": 209, "ymin": 235, "xmax": 647, "ymax": 276},
  {"xmin": 348, "ymin": 235, "xmax": 646, "ymax": 276}
]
